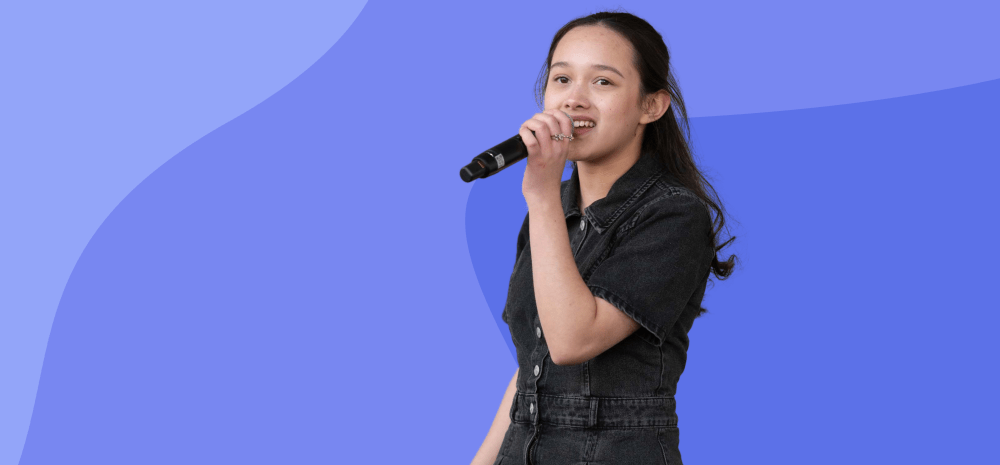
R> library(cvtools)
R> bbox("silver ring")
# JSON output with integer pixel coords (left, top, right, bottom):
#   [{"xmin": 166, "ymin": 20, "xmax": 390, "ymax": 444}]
[{"xmin": 550, "ymin": 133, "xmax": 573, "ymax": 141}]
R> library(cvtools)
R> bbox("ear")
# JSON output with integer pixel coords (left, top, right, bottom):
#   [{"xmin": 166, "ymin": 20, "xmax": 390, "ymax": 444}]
[{"xmin": 639, "ymin": 90, "xmax": 671, "ymax": 125}]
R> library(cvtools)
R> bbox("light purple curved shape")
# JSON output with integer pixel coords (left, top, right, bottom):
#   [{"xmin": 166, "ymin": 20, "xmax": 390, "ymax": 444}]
[
  {"xmin": 660, "ymin": 0, "xmax": 1000, "ymax": 115},
  {"xmin": 0, "ymin": 2, "xmax": 367, "ymax": 464}
]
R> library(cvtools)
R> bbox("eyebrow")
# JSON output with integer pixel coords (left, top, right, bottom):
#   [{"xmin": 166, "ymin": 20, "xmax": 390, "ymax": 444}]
[{"xmin": 550, "ymin": 61, "xmax": 625, "ymax": 79}]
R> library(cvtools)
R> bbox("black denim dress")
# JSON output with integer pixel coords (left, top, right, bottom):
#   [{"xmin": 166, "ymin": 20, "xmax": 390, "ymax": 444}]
[{"xmin": 494, "ymin": 150, "xmax": 716, "ymax": 465}]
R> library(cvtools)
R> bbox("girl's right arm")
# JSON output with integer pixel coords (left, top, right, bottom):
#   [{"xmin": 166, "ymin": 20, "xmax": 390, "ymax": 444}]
[{"xmin": 470, "ymin": 368, "xmax": 518, "ymax": 465}]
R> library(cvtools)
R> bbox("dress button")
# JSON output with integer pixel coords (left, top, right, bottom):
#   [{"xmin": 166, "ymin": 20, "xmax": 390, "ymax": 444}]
[
  {"xmin": 536, "ymin": 326, "xmax": 541, "ymax": 338},
  {"xmin": 529, "ymin": 402, "xmax": 535, "ymax": 414},
  {"xmin": 579, "ymin": 219, "xmax": 586, "ymax": 231},
  {"xmin": 534, "ymin": 364, "xmax": 540, "ymax": 376}
]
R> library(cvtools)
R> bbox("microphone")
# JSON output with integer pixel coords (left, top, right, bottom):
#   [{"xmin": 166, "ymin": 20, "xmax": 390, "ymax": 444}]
[
  {"xmin": 458, "ymin": 133, "xmax": 530, "ymax": 183},
  {"xmin": 459, "ymin": 115, "xmax": 573, "ymax": 182}
]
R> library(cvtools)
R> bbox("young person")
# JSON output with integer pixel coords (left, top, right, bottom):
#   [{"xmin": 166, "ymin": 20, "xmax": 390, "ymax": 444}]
[{"xmin": 472, "ymin": 11, "xmax": 738, "ymax": 465}]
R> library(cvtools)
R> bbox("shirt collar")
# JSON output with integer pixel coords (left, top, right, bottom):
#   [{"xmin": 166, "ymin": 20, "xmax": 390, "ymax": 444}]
[{"xmin": 561, "ymin": 150, "xmax": 669, "ymax": 234}]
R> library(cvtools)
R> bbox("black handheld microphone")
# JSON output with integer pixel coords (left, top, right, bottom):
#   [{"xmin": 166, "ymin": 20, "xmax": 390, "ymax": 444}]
[
  {"xmin": 459, "ymin": 114, "xmax": 573, "ymax": 182},
  {"xmin": 459, "ymin": 133, "xmax": 531, "ymax": 183}
]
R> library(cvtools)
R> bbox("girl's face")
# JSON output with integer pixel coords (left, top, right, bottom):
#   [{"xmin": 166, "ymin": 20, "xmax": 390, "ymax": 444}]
[{"xmin": 544, "ymin": 25, "xmax": 655, "ymax": 164}]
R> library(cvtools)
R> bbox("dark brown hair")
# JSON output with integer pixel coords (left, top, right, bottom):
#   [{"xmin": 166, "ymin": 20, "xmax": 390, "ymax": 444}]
[{"xmin": 536, "ymin": 10, "xmax": 739, "ymax": 290}]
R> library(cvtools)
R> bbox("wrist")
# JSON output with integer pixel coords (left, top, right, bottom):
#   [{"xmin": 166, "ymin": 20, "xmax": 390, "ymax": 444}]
[
  {"xmin": 523, "ymin": 182, "xmax": 562, "ymax": 205},
  {"xmin": 524, "ymin": 188, "xmax": 562, "ymax": 211}
]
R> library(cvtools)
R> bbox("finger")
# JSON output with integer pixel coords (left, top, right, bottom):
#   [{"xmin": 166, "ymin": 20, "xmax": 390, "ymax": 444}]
[
  {"xmin": 518, "ymin": 124, "xmax": 540, "ymax": 159},
  {"xmin": 523, "ymin": 119, "xmax": 554, "ymax": 158},
  {"xmin": 534, "ymin": 112, "xmax": 564, "ymax": 143},
  {"xmin": 545, "ymin": 109, "xmax": 574, "ymax": 141}
]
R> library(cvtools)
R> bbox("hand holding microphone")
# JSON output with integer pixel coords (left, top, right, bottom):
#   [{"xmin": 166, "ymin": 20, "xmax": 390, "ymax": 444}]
[
  {"xmin": 519, "ymin": 109, "xmax": 575, "ymax": 201},
  {"xmin": 459, "ymin": 110, "xmax": 575, "ymax": 183}
]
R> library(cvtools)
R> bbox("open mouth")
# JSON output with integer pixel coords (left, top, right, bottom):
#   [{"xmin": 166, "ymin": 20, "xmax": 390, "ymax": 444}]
[{"xmin": 572, "ymin": 120, "xmax": 595, "ymax": 136}]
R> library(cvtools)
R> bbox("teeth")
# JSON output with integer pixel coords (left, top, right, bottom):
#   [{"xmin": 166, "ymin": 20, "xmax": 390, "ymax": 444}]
[{"xmin": 573, "ymin": 120, "xmax": 595, "ymax": 128}]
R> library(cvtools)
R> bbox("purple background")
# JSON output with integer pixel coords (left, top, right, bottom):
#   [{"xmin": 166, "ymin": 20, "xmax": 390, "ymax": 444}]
[{"xmin": 2, "ymin": 1, "xmax": 998, "ymax": 463}]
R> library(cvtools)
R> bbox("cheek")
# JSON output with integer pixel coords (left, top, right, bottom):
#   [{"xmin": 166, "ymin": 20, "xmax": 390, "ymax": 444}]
[
  {"xmin": 603, "ymin": 107, "xmax": 631, "ymax": 133},
  {"xmin": 599, "ymin": 99, "xmax": 624, "ymax": 119},
  {"xmin": 609, "ymin": 101, "xmax": 634, "ymax": 119}
]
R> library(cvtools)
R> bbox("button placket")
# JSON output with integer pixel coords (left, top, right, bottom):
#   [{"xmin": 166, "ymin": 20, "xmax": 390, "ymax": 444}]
[
  {"xmin": 523, "ymin": 392, "xmax": 539, "ymax": 425},
  {"xmin": 526, "ymin": 315, "xmax": 544, "ymax": 426}
]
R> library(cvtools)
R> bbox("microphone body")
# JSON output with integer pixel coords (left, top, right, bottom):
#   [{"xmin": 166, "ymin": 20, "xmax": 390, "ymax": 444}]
[{"xmin": 459, "ymin": 133, "xmax": 530, "ymax": 183}]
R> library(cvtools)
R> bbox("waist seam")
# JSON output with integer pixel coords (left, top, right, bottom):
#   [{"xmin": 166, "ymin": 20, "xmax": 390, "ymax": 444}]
[{"xmin": 511, "ymin": 390, "xmax": 678, "ymax": 428}]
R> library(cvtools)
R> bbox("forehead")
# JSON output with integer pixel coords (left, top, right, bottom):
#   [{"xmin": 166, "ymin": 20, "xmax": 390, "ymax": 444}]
[{"xmin": 552, "ymin": 25, "xmax": 634, "ymax": 75}]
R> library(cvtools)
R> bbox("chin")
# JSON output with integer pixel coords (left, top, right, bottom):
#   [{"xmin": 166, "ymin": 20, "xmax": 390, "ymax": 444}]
[
  {"xmin": 569, "ymin": 151, "xmax": 608, "ymax": 164},
  {"xmin": 566, "ymin": 148, "xmax": 592, "ymax": 163}
]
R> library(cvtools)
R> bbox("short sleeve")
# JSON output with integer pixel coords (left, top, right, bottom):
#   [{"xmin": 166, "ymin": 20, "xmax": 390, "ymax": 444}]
[{"xmin": 586, "ymin": 191, "xmax": 715, "ymax": 347}]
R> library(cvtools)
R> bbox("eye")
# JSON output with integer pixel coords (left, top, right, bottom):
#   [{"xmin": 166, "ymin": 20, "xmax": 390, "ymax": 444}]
[
  {"xmin": 553, "ymin": 76, "xmax": 569, "ymax": 84},
  {"xmin": 596, "ymin": 78, "xmax": 612, "ymax": 86}
]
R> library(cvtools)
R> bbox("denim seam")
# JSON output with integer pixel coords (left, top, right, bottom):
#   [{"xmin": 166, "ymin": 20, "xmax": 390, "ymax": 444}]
[
  {"xmin": 656, "ymin": 428, "xmax": 671, "ymax": 465},
  {"xmin": 582, "ymin": 234, "xmax": 615, "ymax": 282},
  {"xmin": 657, "ymin": 343, "xmax": 665, "ymax": 395},
  {"xmin": 591, "ymin": 171, "xmax": 663, "ymax": 231},
  {"xmin": 532, "ymin": 392, "xmax": 674, "ymax": 401}
]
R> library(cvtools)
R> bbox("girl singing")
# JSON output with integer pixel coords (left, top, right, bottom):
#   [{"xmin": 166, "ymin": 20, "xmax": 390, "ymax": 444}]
[{"xmin": 472, "ymin": 11, "xmax": 738, "ymax": 465}]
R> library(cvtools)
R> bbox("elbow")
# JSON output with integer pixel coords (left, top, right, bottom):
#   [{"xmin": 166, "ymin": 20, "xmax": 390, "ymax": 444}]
[
  {"xmin": 547, "ymin": 298, "xmax": 598, "ymax": 366},
  {"xmin": 548, "ymin": 343, "xmax": 583, "ymax": 366},
  {"xmin": 547, "ymin": 323, "xmax": 593, "ymax": 367},
  {"xmin": 550, "ymin": 350, "xmax": 567, "ymax": 366}
]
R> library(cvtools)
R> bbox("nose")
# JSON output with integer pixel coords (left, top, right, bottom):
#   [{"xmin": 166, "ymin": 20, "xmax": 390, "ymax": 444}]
[{"xmin": 562, "ymin": 82, "xmax": 590, "ymax": 109}]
